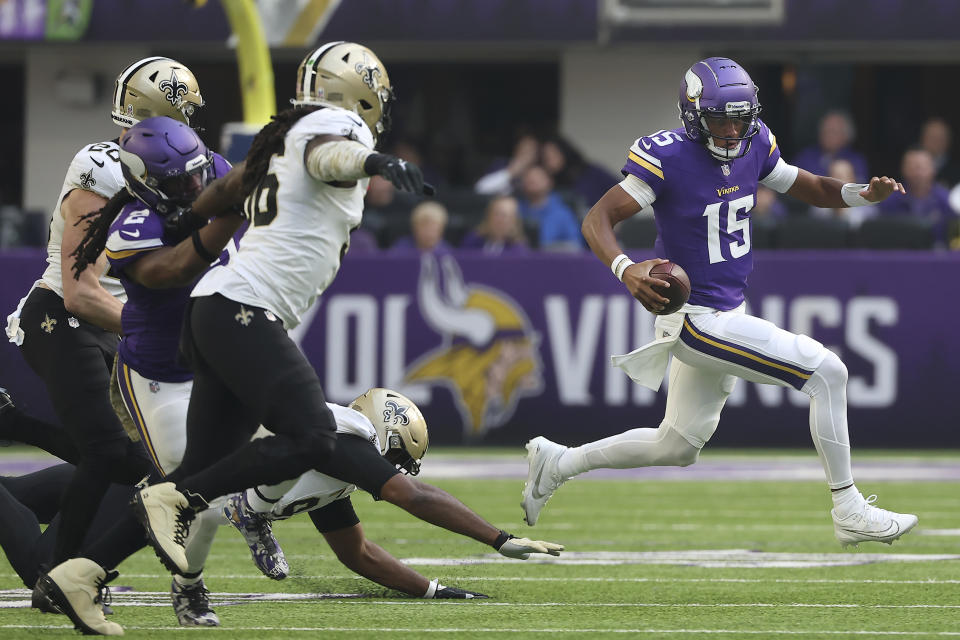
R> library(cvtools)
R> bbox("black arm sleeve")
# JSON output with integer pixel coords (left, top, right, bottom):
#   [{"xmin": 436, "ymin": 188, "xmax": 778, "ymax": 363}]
[
  {"xmin": 318, "ymin": 434, "xmax": 400, "ymax": 499},
  {"xmin": 308, "ymin": 497, "xmax": 360, "ymax": 533}
]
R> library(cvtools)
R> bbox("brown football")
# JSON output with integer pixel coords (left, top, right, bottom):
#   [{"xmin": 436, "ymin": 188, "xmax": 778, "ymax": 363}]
[{"xmin": 648, "ymin": 261, "xmax": 691, "ymax": 315}]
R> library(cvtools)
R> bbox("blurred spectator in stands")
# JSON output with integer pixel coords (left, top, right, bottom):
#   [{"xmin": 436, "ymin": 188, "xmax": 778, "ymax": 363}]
[
  {"xmin": 365, "ymin": 175, "xmax": 397, "ymax": 210},
  {"xmin": 474, "ymin": 134, "xmax": 539, "ymax": 196},
  {"xmin": 390, "ymin": 200, "xmax": 452, "ymax": 254},
  {"xmin": 918, "ymin": 117, "xmax": 960, "ymax": 188},
  {"xmin": 517, "ymin": 165, "xmax": 584, "ymax": 251},
  {"xmin": 808, "ymin": 158, "xmax": 877, "ymax": 228},
  {"xmin": 753, "ymin": 186, "xmax": 788, "ymax": 221},
  {"xmin": 540, "ymin": 135, "xmax": 619, "ymax": 212},
  {"xmin": 461, "ymin": 195, "xmax": 529, "ymax": 255},
  {"xmin": 794, "ymin": 111, "xmax": 869, "ymax": 183},
  {"xmin": 878, "ymin": 148, "xmax": 957, "ymax": 246}
]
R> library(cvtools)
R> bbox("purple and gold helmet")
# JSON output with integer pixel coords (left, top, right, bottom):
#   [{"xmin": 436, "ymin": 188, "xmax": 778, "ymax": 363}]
[
  {"xmin": 118, "ymin": 116, "xmax": 213, "ymax": 215},
  {"xmin": 678, "ymin": 57, "xmax": 761, "ymax": 161}
]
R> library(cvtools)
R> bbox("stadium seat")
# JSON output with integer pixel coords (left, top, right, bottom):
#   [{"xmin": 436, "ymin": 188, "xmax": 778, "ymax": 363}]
[
  {"xmin": 617, "ymin": 215, "xmax": 658, "ymax": 249},
  {"xmin": 856, "ymin": 216, "xmax": 934, "ymax": 249},
  {"xmin": 774, "ymin": 216, "xmax": 850, "ymax": 249},
  {"xmin": 438, "ymin": 189, "xmax": 490, "ymax": 226}
]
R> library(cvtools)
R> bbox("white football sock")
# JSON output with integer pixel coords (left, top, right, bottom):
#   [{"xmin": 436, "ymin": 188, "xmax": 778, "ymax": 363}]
[
  {"xmin": 246, "ymin": 478, "xmax": 298, "ymax": 514},
  {"xmin": 556, "ymin": 425, "xmax": 700, "ymax": 478},
  {"xmin": 831, "ymin": 484, "xmax": 863, "ymax": 516},
  {"xmin": 801, "ymin": 351, "xmax": 855, "ymax": 490},
  {"xmin": 183, "ymin": 508, "xmax": 221, "ymax": 577}
]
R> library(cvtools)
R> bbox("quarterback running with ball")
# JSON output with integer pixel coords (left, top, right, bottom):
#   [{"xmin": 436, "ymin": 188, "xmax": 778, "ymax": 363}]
[{"xmin": 522, "ymin": 57, "xmax": 917, "ymax": 547}]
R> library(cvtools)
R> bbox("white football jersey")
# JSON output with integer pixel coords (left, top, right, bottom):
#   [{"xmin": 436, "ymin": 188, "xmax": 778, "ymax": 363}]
[
  {"xmin": 269, "ymin": 402, "xmax": 381, "ymax": 520},
  {"xmin": 40, "ymin": 141, "xmax": 127, "ymax": 301},
  {"xmin": 192, "ymin": 107, "xmax": 373, "ymax": 329}
]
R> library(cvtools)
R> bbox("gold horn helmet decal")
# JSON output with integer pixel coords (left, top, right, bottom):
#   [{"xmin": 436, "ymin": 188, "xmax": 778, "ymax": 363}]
[{"xmin": 405, "ymin": 255, "xmax": 543, "ymax": 437}]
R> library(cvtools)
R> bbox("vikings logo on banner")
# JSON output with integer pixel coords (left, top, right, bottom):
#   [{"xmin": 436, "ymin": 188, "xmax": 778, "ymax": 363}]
[{"xmin": 405, "ymin": 255, "xmax": 543, "ymax": 437}]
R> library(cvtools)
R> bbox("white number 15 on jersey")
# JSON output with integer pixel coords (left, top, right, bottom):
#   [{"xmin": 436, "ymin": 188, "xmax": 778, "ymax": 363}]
[{"xmin": 702, "ymin": 194, "xmax": 754, "ymax": 264}]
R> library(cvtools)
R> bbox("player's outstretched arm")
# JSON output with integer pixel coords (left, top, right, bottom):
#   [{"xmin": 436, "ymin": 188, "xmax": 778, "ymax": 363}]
[
  {"xmin": 320, "ymin": 523, "xmax": 487, "ymax": 598},
  {"xmin": 60, "ymin": 189, "xmax": 123, "ymax": 333},
  {"xmin": 378, "ymin": 475, "xmax": 564, "ymax": 559},
  {"xmin": 304, "ymin": 134, "xmax": 435, "ymax": 195},
  {"xmin": 787, "ymin": 168, "xmax": 905, "ymax": 208}
]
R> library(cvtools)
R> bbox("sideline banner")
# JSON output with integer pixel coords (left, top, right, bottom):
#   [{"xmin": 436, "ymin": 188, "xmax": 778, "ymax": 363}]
[{"xmin": 3, "ymin": 249, "xmax": 958, "ymax": 447}]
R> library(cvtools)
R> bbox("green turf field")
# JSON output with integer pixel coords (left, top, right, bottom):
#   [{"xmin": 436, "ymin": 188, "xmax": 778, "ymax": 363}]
[{"xmin": 1, "ymin": 449, "xmax": 958, "ymax": 638}]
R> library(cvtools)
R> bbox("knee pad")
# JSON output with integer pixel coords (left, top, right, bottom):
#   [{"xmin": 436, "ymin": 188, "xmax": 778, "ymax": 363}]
[
  {"xmin": 652, "ymin": 426, "xmax": 702, "ymax": 467},
  {"xmin": 813, "ymin": 350, "xmax": 848, "ymax": 389}
]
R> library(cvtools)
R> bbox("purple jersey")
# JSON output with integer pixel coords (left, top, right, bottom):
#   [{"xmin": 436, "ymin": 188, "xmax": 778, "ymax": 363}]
[
  {"xmin": 621, "ymin": 120, "xmax": 782, "ymax": 310},
  {"xmin": 105, "ymin": 152, "xmax": 234, "ymax": 382}
]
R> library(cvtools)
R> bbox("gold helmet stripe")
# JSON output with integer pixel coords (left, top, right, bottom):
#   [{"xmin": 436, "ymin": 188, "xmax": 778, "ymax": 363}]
[
  {"xmin": 113, "ymin": 56, "xmax": 170, "ymax": 116},
  {"xmin": 300, "ymin": 41, "xmax": 345, "ymax": 100}
]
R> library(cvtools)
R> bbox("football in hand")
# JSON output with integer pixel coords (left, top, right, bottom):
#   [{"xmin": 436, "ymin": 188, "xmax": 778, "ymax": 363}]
[{"xmin": 648, "ymin": 261, "xmax": 690, "ymax": 315}]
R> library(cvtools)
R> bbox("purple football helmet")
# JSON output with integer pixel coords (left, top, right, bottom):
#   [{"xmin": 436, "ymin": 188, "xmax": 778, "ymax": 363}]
[
  {"xmin": 678, "ymin": 57, "xmax": 761, "ymax": 161},
  {"xmin": 118, "ymin": 116, "xmax": 213, "ymax": 215}
]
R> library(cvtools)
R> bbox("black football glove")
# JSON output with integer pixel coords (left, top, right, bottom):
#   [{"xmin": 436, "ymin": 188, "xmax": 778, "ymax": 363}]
[
  {"xmin": 431, "ymin": 583, "xmax": 489, "ymax": 599},
  {"xmin": 164, "ymin": 207, "xmax": 209, "ymax": 243},
  {"xmin": 364, "ymin": 153, "xmax": 435, "ymax": 196}
]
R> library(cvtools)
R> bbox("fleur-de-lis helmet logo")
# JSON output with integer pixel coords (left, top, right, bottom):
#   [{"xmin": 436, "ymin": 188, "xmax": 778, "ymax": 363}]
[
  {"xmin": 355, "ymin": 52, "xmax": 382, "ymax": 91},
  {"xmin": 159, "ymin": 69, "xmax": 189, "ymax": 107},
  {"xmin": 382, "ymin": 400, "xmax": 410, "ymax": 425}
]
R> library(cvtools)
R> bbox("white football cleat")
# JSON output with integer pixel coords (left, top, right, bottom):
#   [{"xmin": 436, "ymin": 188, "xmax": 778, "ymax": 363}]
[
  {"xmin": 132, "ymin": 482, "xmax": 200, "ymax": 575},
  {"xmin": 832, "ymin": 494, "xmax": 918, "ymax": 547},
  {"xmin": 521, "ymin": 436, "xmax": 568, "ymax": 526},
  {"xmin": 35, "ymin": 558, "xmax": 123, "ymax": 636}
]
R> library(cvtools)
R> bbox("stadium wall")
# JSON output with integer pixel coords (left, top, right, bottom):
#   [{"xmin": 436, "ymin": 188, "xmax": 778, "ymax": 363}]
[{"xmin": 3, "ymin": 249, "xmax": 957, "ymax": 449}]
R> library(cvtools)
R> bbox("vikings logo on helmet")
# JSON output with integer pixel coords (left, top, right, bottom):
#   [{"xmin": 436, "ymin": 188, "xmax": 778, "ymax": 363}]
[
  {"xmin": 159, "ymin": 69, "xmax": 189, "ymax": 107},
  {"xmin": 405, "ymin": 255, "xmax": 543, "ymax": 437},
  {"xmin": 383, "ymin": 399, "xmax": 410, "ymax": 426}
]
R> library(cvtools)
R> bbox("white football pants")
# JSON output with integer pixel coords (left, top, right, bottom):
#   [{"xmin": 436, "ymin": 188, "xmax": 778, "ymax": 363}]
[
  {"xmin": 115, "ymin": 362, "xmax": 226, "ymax": 575},
  {"xmin": 559, "ymin": 308, "xmax": 854, "ymax": 489}
]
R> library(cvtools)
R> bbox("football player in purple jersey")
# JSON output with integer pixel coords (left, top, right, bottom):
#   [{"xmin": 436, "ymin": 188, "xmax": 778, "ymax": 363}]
[{"xmin": 522, "ymin": 57, "xmax": 917, "ymax": 547}]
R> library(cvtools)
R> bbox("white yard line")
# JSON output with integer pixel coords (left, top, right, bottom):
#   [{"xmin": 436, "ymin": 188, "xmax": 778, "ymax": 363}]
[{"xmin": 0, "ymin": 624, "xmax": 958, "ymax": 635}]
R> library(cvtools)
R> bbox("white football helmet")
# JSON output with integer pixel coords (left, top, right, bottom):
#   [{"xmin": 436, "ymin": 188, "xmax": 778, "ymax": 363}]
[
  {"xmin": 292, "ymin": 41, "xmax": 394, "ymax": 140},
  {"xmin": 350, "ymin": 388, "xmax": 429, "ymax": 475},
  {"xmin": 111, "ymin": 56, "xmax": 204, "ymax": 128}
]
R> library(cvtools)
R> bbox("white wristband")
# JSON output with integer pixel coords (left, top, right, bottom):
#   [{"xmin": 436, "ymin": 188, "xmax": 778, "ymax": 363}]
[
  {"xmin": 610, "ymin": 254, "xmax": 635, "ymax": 282},
  {"xmin": 841, "ymin": 183, "xmax": 872, "ymax": 207},
  {"xmin": 423, "ymin": 578, "xmax": 439, "ymax": 599}
]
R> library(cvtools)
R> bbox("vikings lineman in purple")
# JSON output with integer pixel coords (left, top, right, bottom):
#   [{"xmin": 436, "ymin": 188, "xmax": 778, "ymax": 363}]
[
  {"xmin": 78, "ymin": 116, "xmax": 240, "ymax": 627},
  {"xmin": 522, "ymin": 57, "xmax": 917, "ymax": 547}
]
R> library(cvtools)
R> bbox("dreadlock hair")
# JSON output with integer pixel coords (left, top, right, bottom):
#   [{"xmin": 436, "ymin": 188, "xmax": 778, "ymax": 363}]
[
  {"xmin": 71, "ymin": 190, "xmax": 135, "ymax": 279},
  {"xmin": 242, "ymin": 105, "xmax": 324, "ymax": 197}
]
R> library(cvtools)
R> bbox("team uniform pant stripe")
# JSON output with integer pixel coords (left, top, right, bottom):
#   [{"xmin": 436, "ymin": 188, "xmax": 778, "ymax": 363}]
[
  {"xmin": 119, "ymin": 363, "xmax": 165, "ymax": 476},
  {"xmin": 680, "ymin": 318, "xmax": 813, "ymax": 390}
]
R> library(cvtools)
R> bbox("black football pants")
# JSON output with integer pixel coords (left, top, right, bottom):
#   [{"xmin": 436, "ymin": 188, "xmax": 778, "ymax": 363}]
[
  {"xmin": 164, "ymin": 294, "xmax": 337, "ymax": 501},
  {"xmin": 18, "ymin": 287, "xmax": 153, "ymax": 564}
]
